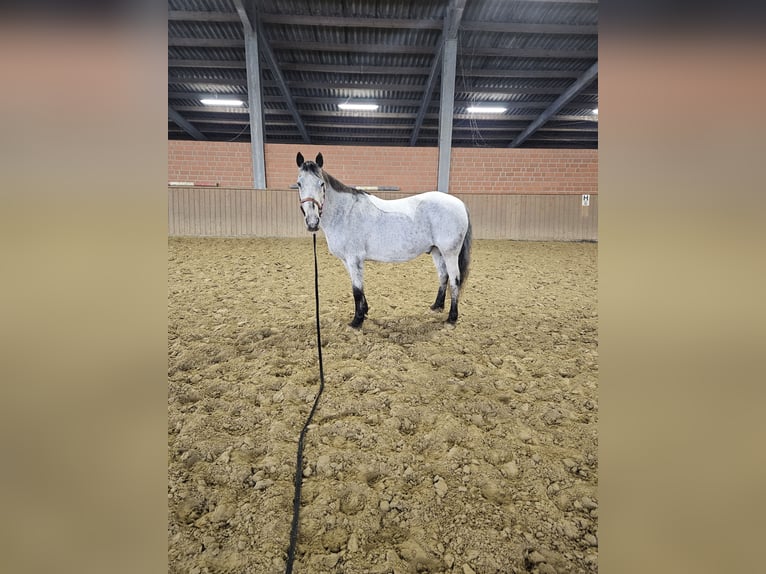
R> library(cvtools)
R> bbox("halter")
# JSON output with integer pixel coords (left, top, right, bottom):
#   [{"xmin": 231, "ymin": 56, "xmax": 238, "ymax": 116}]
[
  {"xmin": 299, "ymin": 196, "xmax": 323, "ymax": 216},
  {"xmin": 298, "ymin": 174, "xmax": 325, "ymax": 216}
]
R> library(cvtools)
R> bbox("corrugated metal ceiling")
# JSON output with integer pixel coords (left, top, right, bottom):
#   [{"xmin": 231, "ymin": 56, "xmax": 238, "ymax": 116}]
[{"xmin": 168, "ymin": 0, "xmax": 598, "ymax": 148}]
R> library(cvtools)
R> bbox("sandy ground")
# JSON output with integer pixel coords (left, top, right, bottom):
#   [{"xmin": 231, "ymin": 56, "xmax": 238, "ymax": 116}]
[{"xmin": 168, "ymin": 237, "xmax": 598, "ymax": 574}]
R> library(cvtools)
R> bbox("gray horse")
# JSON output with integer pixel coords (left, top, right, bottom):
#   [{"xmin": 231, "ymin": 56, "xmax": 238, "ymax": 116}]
[{"xmin": 296, "ymin": 152, "xmax": 472, "ymax": 327}]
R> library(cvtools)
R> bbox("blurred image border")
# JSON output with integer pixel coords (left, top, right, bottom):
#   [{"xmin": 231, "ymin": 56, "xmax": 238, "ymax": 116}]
[{"xmin": 1, "ymin": 2, "xmax": 764, "ymax": 573}]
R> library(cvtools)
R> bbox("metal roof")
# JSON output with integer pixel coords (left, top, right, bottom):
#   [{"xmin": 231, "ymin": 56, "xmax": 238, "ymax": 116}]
[{"xmin": 168, "ymin": 0, "xmax": 598, "ymax": 148}]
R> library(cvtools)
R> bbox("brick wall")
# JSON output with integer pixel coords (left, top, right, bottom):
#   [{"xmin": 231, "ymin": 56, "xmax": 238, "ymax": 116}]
[
  {"xmin": 264, "ymin": 144, "xmax": 439, "ymax": 192},
  {"xmin": 451, "ymin": 147, "xmax": 598, "ymax": 194},
  {"xmin": 167, "ymin": 141, "xmax": 253, "ymax": 188},
  {"xmin": 168, "ymin": 141, "xmax": 597, "ymax": 194}
]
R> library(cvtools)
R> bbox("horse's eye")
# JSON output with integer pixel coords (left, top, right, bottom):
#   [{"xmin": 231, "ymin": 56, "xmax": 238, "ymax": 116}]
[
  {"xmin": 297, "ymin": 182, "xmax": 302, "ymax": 188},
  {"xmin": 320, "ymin": 181, "xmax": 325, "ymax": 188}
]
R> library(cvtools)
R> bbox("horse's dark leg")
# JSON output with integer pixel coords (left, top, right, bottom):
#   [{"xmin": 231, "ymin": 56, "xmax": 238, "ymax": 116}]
[
  {"xmin": 430, "ymin": 250, "xmax": 448, "ymax": 311},
  {"xmin": 350, "ymin": 286, "xmax": 368, "ymax": 328},
  {"xmin": 447, "ymin": 297, "xmax": 459, "ymax": 323},
  {"xmin": 346, "ymin": 259, "xmax": 367, "ymax": 328},
  {"xmin": 445, "ymin": 255, "xmax": 461, "ymax": 323},
  {"xmin": 431, "ymin": 284, "xmax": 447, "ymax": 311}
]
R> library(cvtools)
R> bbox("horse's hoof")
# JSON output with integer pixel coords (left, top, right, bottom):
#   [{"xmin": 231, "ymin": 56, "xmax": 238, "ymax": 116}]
[
  {"xmin": 349, "ymin": 318, "xmax": 364, "ymax": 329},
  {"xmin": 430, "ymin": 304, "xmax": 444, "ymax": 312},
  {"xmin": 447, "ymin": 315, "xmax": 458, "ymax": 324}
]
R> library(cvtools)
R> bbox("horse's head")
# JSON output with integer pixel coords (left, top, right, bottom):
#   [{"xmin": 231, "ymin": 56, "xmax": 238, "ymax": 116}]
[{"xmin": 296, "ymin": 152, "xmax": 325, "ymax": 232}]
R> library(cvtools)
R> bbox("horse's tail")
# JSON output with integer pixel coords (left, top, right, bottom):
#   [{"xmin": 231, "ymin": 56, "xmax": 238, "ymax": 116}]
[{"xmin": 458, "ymin": 209, "xmax": 472, "ymax": 286}]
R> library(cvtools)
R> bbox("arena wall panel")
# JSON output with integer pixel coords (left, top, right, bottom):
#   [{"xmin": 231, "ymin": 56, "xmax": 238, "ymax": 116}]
[{"xmin": 168, "ymin": 188, "xmax": 597, "ymax": 241}]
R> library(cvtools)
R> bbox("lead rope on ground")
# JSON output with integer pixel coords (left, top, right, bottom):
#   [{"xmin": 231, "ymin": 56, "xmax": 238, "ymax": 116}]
[{"xmin": 285, "ymin": 233, "xmax": 326, "ymax": 574}]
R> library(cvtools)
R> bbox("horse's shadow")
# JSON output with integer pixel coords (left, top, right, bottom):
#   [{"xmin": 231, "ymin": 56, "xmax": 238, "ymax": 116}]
[{"xmin": 359, "ymin": 313, "xmax": 451, "ymax": 345}]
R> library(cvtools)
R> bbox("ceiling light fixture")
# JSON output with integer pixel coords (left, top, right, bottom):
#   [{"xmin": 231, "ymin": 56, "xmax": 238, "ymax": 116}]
[
  {"xmin": 593, "ymin": 108, "xmax": 598, "ymax": 114},
  {"xmin": 201, "ymin": 98, "xmax": 244, "ymax": 106},
  {"xmin": 338, "ymin": 103, "xmax": 379, "ymax": 111},
  {"xmin": 466, "ymin": 106, "xmax": 506, "ymax": 114}
]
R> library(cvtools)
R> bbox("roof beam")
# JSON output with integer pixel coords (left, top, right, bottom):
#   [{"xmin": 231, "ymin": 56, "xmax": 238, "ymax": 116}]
[
  {"xmin": 231, "ymin": 0, "xmax": 251, "ymax": 29},
  {"xmin": 168, "ymin": 106, "xmax": 207, "ymax": 140},
  {"xmin": 171, "ymin": 132, "xmax": 597, "ymax": 145},
  {"xmin": 168, "ymin": 37, "xmax": 596, "ymax": 59},
  {"xmin": 168, "ymin": 10, "xmax": 240, "ymax": 22},
  {"xmin": 169, "ymin": 125, "xmax": 250, "ymax": 134},
  {"xmin": 314, "ymin": 120, "xmax": 592, "ymax": 133},
  {"xmin": 410, "ymin": 0, "xmax": 465, "ymax": 146},
  {"xmin": 279, "ymin": 63, "xmax": 430, "ymax": 75},
  {"xmin": 410, "ymin": 0, "xmax": 472, "ymax": 147},
  {"xmin": 173, "ymin": 117, "xmax": 250, "ymax": 125},
  {"xmin": 306, "ymin": 122, "xmax": 413, "ymax": 130},
  {"xmin": 168, "ymin": 38, "xmax": 244, "ymax": 48},
  {"xmin": 291, "ymin": 110, "xmax": 419, "ymax": 119},
  {"xmin": 461, "ymin": 21, "xmax": 597, "ymax": 35},
  {"xmin": 169, "ymin": 91, "xmax": 246, "ymax": 101},
  {"xmin": 259, "ymin": 14, "xmax": 443, "ymax": 29},
  {"xmin": 255, "ymin": 19, "xmax": 310, "ymax": 143},
  {"xmin": 445, "ymin": 0, "xmax": 466, "ymax": 39},
  {"xmin": 176, "ymin": 106, "xmax": 598, "ymax": 127},
  {"xmin": 169, "ymin": 76, "xmax": 597, "ymax": 95},
  {"xmin": 169, "ymin": 62, "xmax": 582, "ymax": 79},
  {"xmin": 524, "ymin": 133, "xmax": 600, "ymax": 141},
  {"xmin": 269, "ymin": 41, "xmax": 436, "ymax": 54},
  {"xmin": 283, "ymin": 95, "xmax": 585, "ymax": 109},
  {"xmin": 230, "ymin": 0, "xmax": 309, "ymax": 144},
  {"xmin": 258, "ymin": 13, "xmax": 596, "ymax": 35},
  {"xmin": 510, "ymin": 61, "xmax": 598, "ymax": 147},
  {"xmin": 282, "ymin": 65, "xmax": 585, "ymax": 79},
  {"xmin": 522, "ymin": 0, "xmax": 597, "ymax": 3},
  {"xmin": 462, "ymin": 69, "xmax": 581, "ymax": 78},
  {"xmin": 168, "ymin": 10, "xmax": 595, "ymax": 33},
  {"xmin": 169, "ymin": 75, "xmax": 247, "ymax": 86},
  {"xmin": 451, "ymin": 112, "xmax": 596, "ymax": 122},
  {"xmin": 188, "ymin": 122, "xmax": 581, "ymax": 133},
  {"xmin": 168, "ymin": 80, "xmax": 596, "ymax": 96},
  {"xmin": 311, "ymin": 134, "xmax": 419, "ymax": 141},
  {"xmin": 171, "ymin": 107, "xmax": 598, "ymax": 123},
  {"xmin": 410, "ymin": 42, "xmax": 443, "ymax": 146},
  {"xmin": 286, "ymin": 80, "xmax": 424, "ymax": 92},
  {"xmin": 432, "ymin": 123, "xmax": 599, "ymax": 132},
  {"xmin": 470, "ymin": 47, "xmax": 597, "ymax": 58},
  {"xmin": 461, "ymin": 87, "xmax": 597, "ymax": 96},
  {"xmin": 169, "ymin": 59, "xmax": 246, "ymax": 69}
]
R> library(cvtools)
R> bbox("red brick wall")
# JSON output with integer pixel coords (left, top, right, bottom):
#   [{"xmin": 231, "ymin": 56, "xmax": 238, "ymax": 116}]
[
  {"xmin": 264, "ymin": 144, "xmax": 438, "ymax": 192},
  {"xmin": 168, "ymin": 141, "xmax": 597, "ymax": 194},
  {"xmin": 451, "ymin": 148, "xmax": 598, "ymax": 194},
  {"xmin": 168, "ymin": 141, "xmax": 253, "ymax": 188}
]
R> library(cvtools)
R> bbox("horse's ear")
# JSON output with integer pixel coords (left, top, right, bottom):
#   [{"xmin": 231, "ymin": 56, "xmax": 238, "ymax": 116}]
[
  {"xmin": 315, "ymin": 153, "xmax": 323, "ymax": 168},
  {"xmin": 296, "ymin": 152, "xmax": 305, "ymax": 167}
]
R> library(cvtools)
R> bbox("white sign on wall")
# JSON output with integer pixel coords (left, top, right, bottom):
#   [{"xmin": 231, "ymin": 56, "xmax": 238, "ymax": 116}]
[{"xmin": 582, "ymin": 194, "xmax": 590, "ymax": 207}]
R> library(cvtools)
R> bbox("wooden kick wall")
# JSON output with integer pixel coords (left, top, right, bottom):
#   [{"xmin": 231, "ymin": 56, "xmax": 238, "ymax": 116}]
[{"xmin": 168, "ymin": 188, "xmax": 597, "ymax": 241}]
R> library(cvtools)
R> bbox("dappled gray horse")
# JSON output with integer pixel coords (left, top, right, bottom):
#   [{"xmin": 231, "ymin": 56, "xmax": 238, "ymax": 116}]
[{"xmin": 296, "ymin": 152, "xmax": 472, "ymax": 327}]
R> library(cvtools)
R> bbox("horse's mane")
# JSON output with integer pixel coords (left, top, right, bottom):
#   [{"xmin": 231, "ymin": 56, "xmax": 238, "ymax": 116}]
[
  {"xmin": 300, "ymin": 161, "xmax": 366, "ymax": 195},
  {"xmin": 323, "ymin": 171, "xmax": 367, "ymax": 195}
]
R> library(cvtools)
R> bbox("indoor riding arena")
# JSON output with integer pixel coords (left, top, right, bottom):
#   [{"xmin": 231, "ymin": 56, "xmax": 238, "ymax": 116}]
[{"xmin": 168, "ymin": 2, "xmax": 598, "ymax": 573}]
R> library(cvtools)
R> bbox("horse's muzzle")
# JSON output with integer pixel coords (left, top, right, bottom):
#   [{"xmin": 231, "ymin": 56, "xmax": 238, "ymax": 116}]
[{"xmin": 307, "ymin": 222, "xmax": 319, "ymax": 232}]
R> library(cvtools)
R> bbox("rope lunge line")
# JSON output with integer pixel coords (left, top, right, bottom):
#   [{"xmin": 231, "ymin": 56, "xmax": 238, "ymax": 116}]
[{"xmin": 285, "ymin": 233, "xmax": 326, "ymax": 574}]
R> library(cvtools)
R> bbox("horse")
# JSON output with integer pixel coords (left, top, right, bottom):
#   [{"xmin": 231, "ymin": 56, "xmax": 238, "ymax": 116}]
[{"xmin": 296, "ymin": 152, "xmax": 472, "ymax": 328}]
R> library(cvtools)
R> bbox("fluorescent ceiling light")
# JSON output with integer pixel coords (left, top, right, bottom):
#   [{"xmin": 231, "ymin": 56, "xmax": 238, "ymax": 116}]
[
  {"xmin": 338, "ymin": 103, "xmax": 379, "ymax": 111},
  {"xmin": 201, "ymin": 98, "xmax": 244, "ymax": 106},
  {"xmin": 466, "ymin": 106, "xmax": 506, "ymax": 114},
  {"xmin": 593, "ymin": 108, "xmax": 598, "ymax": 114}
]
